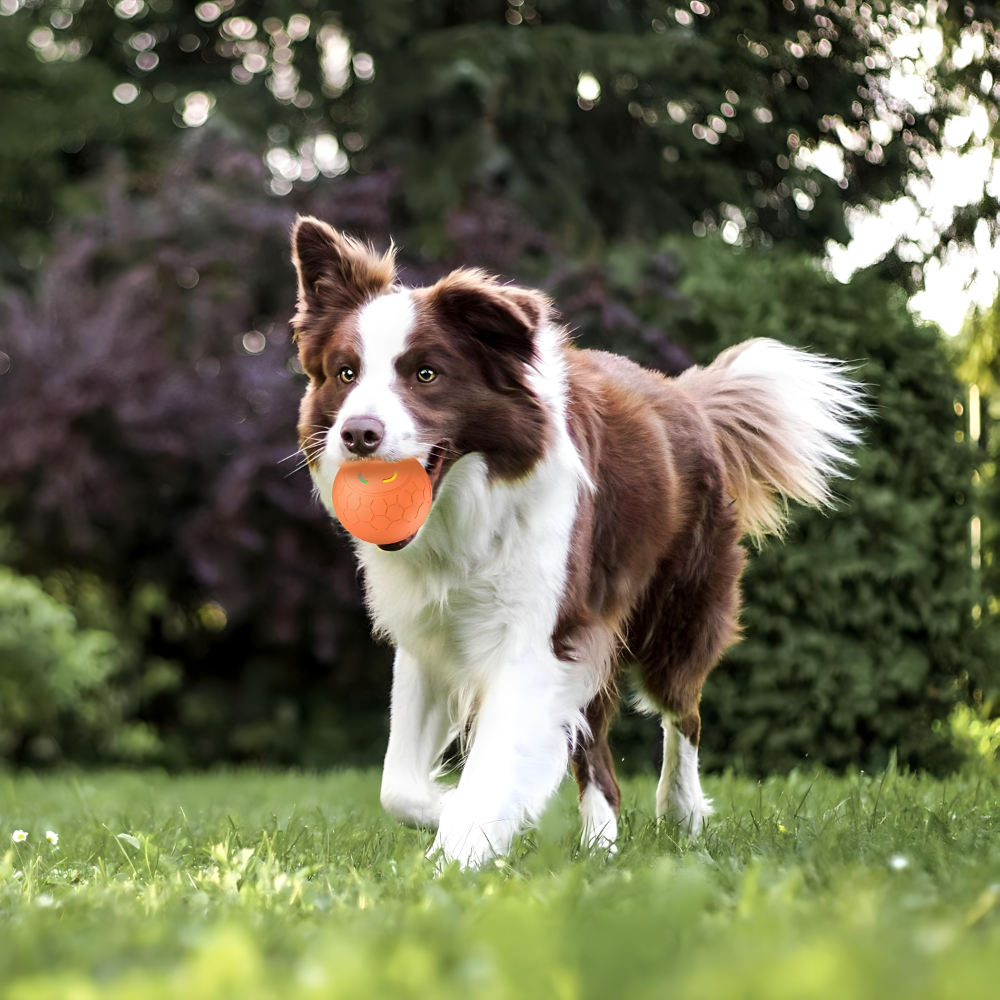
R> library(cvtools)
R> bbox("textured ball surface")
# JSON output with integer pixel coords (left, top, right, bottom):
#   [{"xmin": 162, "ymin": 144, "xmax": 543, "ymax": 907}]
[{"xmin": 332, "ymin": 458, "xmax": 433, "ymax": 545}]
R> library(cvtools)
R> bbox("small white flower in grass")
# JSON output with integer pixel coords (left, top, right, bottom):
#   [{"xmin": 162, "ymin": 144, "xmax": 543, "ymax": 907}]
[
  {"xmin": 46, "ymin": 831, "xmax": 59, "ymax": 846},
  {"xmin": 889, "ymin": 854, "xmax": 909, "ymax": 870},
  {"xmin": 12, "ymin": 830, "xmax": 27, "ymax": 843}
]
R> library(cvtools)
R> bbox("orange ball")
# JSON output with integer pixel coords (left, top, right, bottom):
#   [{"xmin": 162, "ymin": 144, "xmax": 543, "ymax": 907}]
[{"xmin": 332, "ymin": 458, "xmax": 433, "ymax": 545}]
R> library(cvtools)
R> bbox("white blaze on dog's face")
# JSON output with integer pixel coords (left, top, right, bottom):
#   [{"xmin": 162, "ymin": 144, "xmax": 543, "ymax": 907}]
[
  {"xmin": 322, "ymin": 290, "xmax": 422, "ymax": 473},
  {"xmin": 289, "ymin": 215, "xmax": 554, "ymax": 548}
]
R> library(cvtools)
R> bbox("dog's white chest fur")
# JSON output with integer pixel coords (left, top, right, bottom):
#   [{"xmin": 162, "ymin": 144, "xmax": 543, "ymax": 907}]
[
  {"xmin": 360, "ymin": 449, "xmax": 583, "ymax": 704},
  {"xmin": 362, "ymin": 446, "xmax": 601, "ymax": 867}
]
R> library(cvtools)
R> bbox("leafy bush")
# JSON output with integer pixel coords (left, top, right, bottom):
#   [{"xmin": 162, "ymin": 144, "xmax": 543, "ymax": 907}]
[
  {"xmin": 0, "ymin": 565, "xmax": 162, "ymax": 763},
  {"xmin": 937, "ymin": 702, "xmax": 1000, "ymax": 770},
  {"xmin": 2, "ymin": 133, "xmax": 986, "ymax": 772},
  {"xmin": 0, "ymin": 133, "xmax": 400, "ymax": 768},
  {"xmin": 605, "ymin": 239, "xmax": 986, "ymax": 774}
]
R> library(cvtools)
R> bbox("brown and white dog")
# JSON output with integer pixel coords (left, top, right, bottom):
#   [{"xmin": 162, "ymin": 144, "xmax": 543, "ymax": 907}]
[{"xmin": 291, "ymin": 216, "xmax": 865, "ymax": 867}]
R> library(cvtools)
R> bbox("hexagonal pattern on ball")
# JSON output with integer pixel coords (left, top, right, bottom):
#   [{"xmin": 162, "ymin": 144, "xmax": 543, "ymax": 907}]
[{"xmin": 331, "ymin": 457, "xmax": 434, "ymax": 545}]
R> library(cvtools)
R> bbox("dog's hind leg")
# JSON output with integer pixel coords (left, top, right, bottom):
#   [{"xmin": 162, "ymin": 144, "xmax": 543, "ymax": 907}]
[
  {"xmin": 635, "ymin": 511, "xmax": 745, "ymax": 837},
  {"xmin": 655, "ymin": 710, "xmax": 713, "ymax": 835},
  {"xmin": 380, "ymin": 648, "xmax": 456, "ymax": 830},
  {"xmin": 571, "ymin": 690, "xmax": 621, "ymax": 850}
]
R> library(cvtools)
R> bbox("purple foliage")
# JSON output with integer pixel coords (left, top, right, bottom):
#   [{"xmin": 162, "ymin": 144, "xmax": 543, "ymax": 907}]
[
  {"xmin": 0, "ymin": 129, "xmax": 689, "ymax": 764},
  {"xmin": 1, "ymin": 135, "xmax": 341, "ymax": 631}
]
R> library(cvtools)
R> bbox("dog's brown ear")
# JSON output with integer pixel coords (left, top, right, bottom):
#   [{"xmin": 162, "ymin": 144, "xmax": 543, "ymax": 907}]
[
  {"xmin": 426, "ymin": 269, "xmax": 551, "ymax": 364},
  {"xmin": 291, "ymin": 216, "xmax": 396, "ymax": 324}
]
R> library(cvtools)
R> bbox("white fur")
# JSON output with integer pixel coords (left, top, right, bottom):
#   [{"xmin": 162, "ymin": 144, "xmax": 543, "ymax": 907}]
[
  {"xmin": 380, "ymin": 647, "xmax": 456, "ymax": 828},
  {"xmin": 724, "ymin": 338, "xmax": 867, "ymax": 508},
  {"xmin": 579, "ymin": 783, "xmax": 618, "ymax": 851},
  {"xmin": 368, "ymin": 437, "xmax": 593, "ymax": 867},
  {"xmin": 315, "ymin": 291, "xmax": 430, "ymax": 511},
  {"xmin": 655, "ymin": 715, "xmax": 713, "ymax": 836},
  {"xmin": 312, "ymin": 303, "xmax": 598, "ymax": 867}
]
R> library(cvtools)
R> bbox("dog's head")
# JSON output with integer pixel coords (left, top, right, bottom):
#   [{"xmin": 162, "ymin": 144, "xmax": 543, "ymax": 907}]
[{"xmin": 291, "ymin": 216, "xmax": 554, "ymax": 549}]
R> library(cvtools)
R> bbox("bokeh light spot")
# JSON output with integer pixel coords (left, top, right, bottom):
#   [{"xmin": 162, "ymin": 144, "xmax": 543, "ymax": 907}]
[
  {"xmin": 242, "ymin": 332, "xmax": 266, "ymax": 354},
  {"xmin": 222, "ymin": 17, "xmax": 256, "ymax": 40},
  {"xmin": 288, "ymin": 15, "xmax": 311, "ymax": 41},
  {"xmin": 113, "ymin": 83, "xmax": 140, "ymax": 105},
  {"xmin": 175, "ymin": 267, "xmax": 199, "ymax": 289},
  {"xmin": 181, "ymin": 92, "xmax": 215, "ymax": 127},
  {"xmin": 115, "ymin": 0, "xmax": 145, "ymax": 19},
  {"xmin": 195, "ymin": 2, "xmax": 221, "ymax": 23},
  {"xmin": 577, "ymin": 72, "xmax": 600, "ymax": 102}
]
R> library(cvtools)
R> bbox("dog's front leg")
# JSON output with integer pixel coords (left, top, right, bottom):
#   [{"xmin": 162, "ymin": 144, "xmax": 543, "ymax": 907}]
[
  {"xmin": 430, "ymin": 655, "xmax": 571, "ymax": 869},
  {"xmin": 380, "ymin": 648, "xmax": 454, "ymax": 829}
]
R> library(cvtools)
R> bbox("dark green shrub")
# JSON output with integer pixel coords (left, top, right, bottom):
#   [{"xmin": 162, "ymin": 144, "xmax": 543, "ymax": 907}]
[
  {"xmin": 608, "ymin": 239, "xmax": 983, "ymax": 774},
  {"xmin": 0, "ymin": 564, "xmax": 172, "ymax": 764}
]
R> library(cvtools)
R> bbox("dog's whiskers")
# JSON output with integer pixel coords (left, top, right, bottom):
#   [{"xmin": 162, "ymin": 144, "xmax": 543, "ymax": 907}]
[
  {"xmin": 284, "ymin": 449, "xmax": 323, "ymax": 478},
  {"xmin": 424, "ymin": 442, "xmax": 463, "ymax": 461},
  {"xmin": 281, "ymin": 432, "xmax": 329, "ymax": 478}
]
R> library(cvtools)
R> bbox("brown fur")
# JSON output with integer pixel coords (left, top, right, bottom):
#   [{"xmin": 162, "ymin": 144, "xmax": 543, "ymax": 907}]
[
  {"xmin": 558, "ymin": 350, "xmax": 745, "ymax": 816},
  {"xmin": 291, "ymin": 217, "xmax": 397, "ymax": 380},
  {"xmin": 571, "ymin": 687, "xmax": 622, "ymax": 817},
  {"xmin": 407, "ymin": 272, "xmax": 554, "ymax": 482},
  {"xmin": 291, "ymin": 223, "xmax": 554, "ymax": 488}
]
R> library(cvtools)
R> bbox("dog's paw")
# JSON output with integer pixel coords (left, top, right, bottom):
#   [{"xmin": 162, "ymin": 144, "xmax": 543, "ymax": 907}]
[
  {"xmin": 428, "ymin": 799, "xmax": 518, "ymax": 870},
  {"xmin": 381, "ymin": 784, "xmax": 454, "ymax": 830},
  {"xmin": 579, "ymin": 784, "xmax": 618, "ymax": 853},
  {"xmin": 428, "ymin": 824, "xmax": 504, "ymax": 870},
  {"xmin": 663, "ymin": 794, "xmax": 714, "ymax": 838}
]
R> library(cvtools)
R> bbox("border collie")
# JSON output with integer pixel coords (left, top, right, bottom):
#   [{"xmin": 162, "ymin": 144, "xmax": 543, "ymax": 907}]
[{"xmin": 291, "ymin": 216, "xmax": 865, "ymax": 868}]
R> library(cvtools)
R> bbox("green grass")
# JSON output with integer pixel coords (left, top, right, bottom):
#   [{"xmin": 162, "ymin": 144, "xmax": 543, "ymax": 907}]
[{"xmin": 1, "ymin": 765, "xmax": 998, "ymax": 999}]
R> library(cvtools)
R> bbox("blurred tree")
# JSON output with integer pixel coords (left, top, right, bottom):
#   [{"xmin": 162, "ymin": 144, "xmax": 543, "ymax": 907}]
[
  {"xmin": 3, "ymin": 0, "xmax": 999, "ymax": 281},
  {"xmin": 952, "ymin": 303, "xmax": 1000, "ymax": 714}
]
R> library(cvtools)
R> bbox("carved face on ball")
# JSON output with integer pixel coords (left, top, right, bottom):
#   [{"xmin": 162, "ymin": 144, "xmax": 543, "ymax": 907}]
[{"xmin": 331, "ymin": 458, "xmax": 433, "ymax": 548}]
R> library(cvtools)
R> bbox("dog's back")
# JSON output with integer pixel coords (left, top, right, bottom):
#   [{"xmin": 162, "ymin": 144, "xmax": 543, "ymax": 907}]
[{"xmin": 561, "ymin": 340, "xmax": 865, "ymax": 835}]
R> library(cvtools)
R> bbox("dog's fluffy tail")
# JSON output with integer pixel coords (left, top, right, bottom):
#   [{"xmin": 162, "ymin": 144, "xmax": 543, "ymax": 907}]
[{"xmin": 676, "ymin": 338, "xmax": 868, "ymax": 540}]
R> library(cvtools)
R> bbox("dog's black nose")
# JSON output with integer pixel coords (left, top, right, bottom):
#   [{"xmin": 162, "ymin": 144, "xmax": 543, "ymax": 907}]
[{"xmin": 341, "ymin": 416, "xmax": 385, "ymax": 456}]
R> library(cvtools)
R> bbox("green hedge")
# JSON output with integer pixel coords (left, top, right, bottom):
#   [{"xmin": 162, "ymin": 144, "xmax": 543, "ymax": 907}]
[
  {"xmin": 3, "ymin": 237, "xmax": 986, "ymax": 775},
  {"xmin": 608, "ymin": 240, "xmax": 990, "ymax": 774},
  {"xmin": 0, "ymin": 565, "xmax": 172, "ymax": 764}
]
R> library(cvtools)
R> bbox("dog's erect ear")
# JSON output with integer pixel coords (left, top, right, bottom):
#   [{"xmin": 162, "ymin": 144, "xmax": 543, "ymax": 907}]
[
  {"xmin": 291, "ymin": 215, "xmax": 396, "ymax": 322},
  {"xmin": 426, "ymin": 269, "xmax": 551, "ymax": 364}
]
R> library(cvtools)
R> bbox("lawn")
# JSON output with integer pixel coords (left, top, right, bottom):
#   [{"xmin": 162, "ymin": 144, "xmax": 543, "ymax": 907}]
[{"xmin": 1, "ymin": 765, "xmax": 998, "ymax": 999}]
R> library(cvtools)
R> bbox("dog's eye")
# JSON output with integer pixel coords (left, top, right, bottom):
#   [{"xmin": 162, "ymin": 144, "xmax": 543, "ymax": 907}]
[
  {"xmin": 416, "ymin": 367, "xmax": 437, "ymax": 384},
  {"xmin": 339, "ymin": 366, "xmax": 356, "ymax": 384}
]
